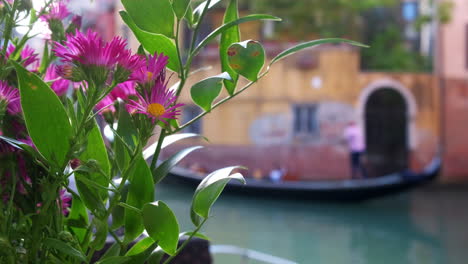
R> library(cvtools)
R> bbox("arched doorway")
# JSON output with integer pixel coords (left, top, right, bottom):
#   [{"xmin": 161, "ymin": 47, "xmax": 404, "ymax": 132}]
[{"xmin": 365, "ymin": 88, "xmax": 408, "ymax": 177}]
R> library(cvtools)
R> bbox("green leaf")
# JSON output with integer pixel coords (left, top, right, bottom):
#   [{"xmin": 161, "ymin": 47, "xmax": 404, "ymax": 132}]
[
  {"xmin": 122, "ymin": 0, "xmax": 174, "ymax": 37},
  {"xmin": 78, "ymin": 120, "xmax": 111, "ymax": 199},
  {"xmin": 143, "ymin": 133, "xmax": 204, "ymax": 160},
  {"xmin": 120, "ymin": 11, "xmax": 179, "ymax": 72},
  {"xmin": 66, "ymin": 194, "xmax": 88, "ymax": 245},
  {"xmin": 12, "ymin": 61, "xmax": 72, "ymax": 166},
  {"xmin": 227, "ymin": 40, "xmax": 265, "ymax": 82},
  {"xmin": 75, "ymin": 179, "xmax": 106, "ymax": 219},
  {"xmin": 128, "ymin": 242, "xmax": 159, "ymax": 263},
  {"xmin": 100, "ymin": 243, "xmax": 121, "ymax": 260},
  {"xmin": 172, "ymin": 0, "xmax": 190, "ymax": 19},
  {"xmin": 270, "ymin": 38, "xmax": 368, "ymax": 65},
  {"xmin": 96, "ymin": 256, "xmax": 130, "ymax": 264},
  {"xmin": 143, "ymin": 133, "xmax": 207, "ymax": 160},
  {"xmin": 184, "ymin": 5, "xmax": 195, "ymax": 27},
  {"xmin": 193, "ymin": 14, "xmax": 281, "ymax": 56},
  {"xmin": 220, "ymin": 0, "xmax": 240, "ymax": 95},
  {"xmin": 90, "ymin": 218, "xmax": 108, "ymax": 251},
  {"xmin": 147, "ymin": 248, "xmax": 165, "ymax": 264},
  {"xmin": 191, "ymin": 166, "xmax": 245, "ymax": 226},
  {"xmin": 153, "ymin": 146, "xmax": 203, "ymax": 184},
  {"xmin": 179, "ymin": 231, "xmax": 211, "ymax": 241},
  {"xmin": 142, "ymin": 201, "xmax": 179, "ymax": 255},
  {"xmin": 114, "ymin": 102, "xmax": 137, "ymax": 171},
  {"xmin": 193, "ymin": 0, "xmax": 222, "ymax": 24},
  {"xmin": 162, "ymin": 133, "xmax": 204, "ymax": 149},
  {"xmin": 0, "ymin": 136, "xmax": 46, "ymax": 163},
  {"xmin": 191, "ymin": 72, "xmax": 231, "ymax": 111},
  {"xmin": 43, "ymin": 238, "xmax": 86, "ymax": 262},
  {"xmin": 126, "ymin": 237, "xmax": 155, "ymax": 256},
  {"xmin": 111, "ymin": 183, "xmax": 129, "ymax": 230},
  {"xmin": 124, "ymin": 155, "xmax": 155, "ymax": 243}
]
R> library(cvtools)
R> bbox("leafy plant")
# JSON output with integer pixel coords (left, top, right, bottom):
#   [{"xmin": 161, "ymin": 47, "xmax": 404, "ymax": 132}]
[{"xmin": 0, "ymin": 0, "xmax": 364, "ymax": 263}]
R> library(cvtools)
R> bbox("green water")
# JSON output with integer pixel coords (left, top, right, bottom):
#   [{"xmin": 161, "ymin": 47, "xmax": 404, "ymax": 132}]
[{"xmin": 157, "ymin": 182, "xmax": 468, "ymax": 264}]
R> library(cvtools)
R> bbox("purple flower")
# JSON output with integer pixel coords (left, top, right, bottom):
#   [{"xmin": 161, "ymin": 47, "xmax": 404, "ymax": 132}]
[
  {"xmin": 53, "ymin": 30, "xmax": 143, "ymax": 84},
  {"xmin": 5, "ymin": 44, "xmax": 39, "ymax": 70},
  {"xmin": 44, "ymin": 64, "xmax": 73, "ymax": 96},
  {"xmin": 95, "ymin": 95, "xmax": 116, "ymax": 114},
  {"xmin": 0, "ymin": 81, "xmax": 20, "ymax": 114},
  {"xmin": 127, "ymin": 79, "xmax": 183, "ymax": 125},
  {"xmin": 40, "ymin": 1, "xmax": 71, "ymax": 22},
  {"xmin": 110, "ymin": 81, "xmax": 136, "ymax": 101},
  {"xmin": 131, "ymin": 53, "xmax": 168, "ymax": 86},
  {"xmin": 70, "ymin": 15, "xmax": 82, "ymax": 29},
  {"xmin": 59, "ymin": 189, "xmax": 72, "ymax": 216}
]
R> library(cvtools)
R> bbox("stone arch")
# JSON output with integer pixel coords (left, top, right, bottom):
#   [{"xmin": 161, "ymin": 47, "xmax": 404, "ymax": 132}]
[{"xmin": 357, "ymin": 79, "xmax": 418, "ymax": 149}]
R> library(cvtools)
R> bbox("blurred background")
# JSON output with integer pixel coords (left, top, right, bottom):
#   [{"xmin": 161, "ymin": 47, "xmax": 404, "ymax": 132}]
[{"xmin": 5, "ymin": 0, "xmax": 468, "ymax": 263}]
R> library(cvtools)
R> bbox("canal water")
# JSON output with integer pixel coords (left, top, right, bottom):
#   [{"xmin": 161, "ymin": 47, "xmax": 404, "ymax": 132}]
[{"xmin": 157, "ymin": 182, "xmax": 468, "ymax": 264}]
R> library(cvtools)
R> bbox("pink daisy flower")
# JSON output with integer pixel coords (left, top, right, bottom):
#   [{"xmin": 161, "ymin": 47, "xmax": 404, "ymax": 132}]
[
  {"xmin": 40, "ymin": 1, "xmax": 71, "ymax": 22},
  {"xmin": 44, "ymin": 64, "xmax": 73, "ymax": 96},
  {"xmin": 53, "ymin": 30, "xmax": 143, "ymax": 84},
  {"xmin": 5, "ymin": 44, "xmax": 39, "ymax": 70},
  {"xmin": 0, "ymin": 81, "xmax": 20, "ymax": 114},
  {"xmin": 95, "ymin": 95, "xmax": 116, "ymax": 114},
  {"xmin": 127, "ymin": 80, "xmax": 183, "ymax": 125},
  {"xmin": 131, "ymin": 53, "xmax": 169, "ymax": 86},
  {"xmin": 110, "ymin": 81, "xmax": 136, "ymax": 101}
]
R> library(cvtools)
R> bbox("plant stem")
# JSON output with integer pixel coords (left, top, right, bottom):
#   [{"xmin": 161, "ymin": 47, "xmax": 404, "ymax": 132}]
[
  {"xmin": 1, "ymin": 0, "xmax": 18, "ymax": 55},
  {"xmin": 162, "ymin": 218, "xmax": 208, "ymax": 264},
  {"xmin": 174, "ymin": 70, "xmax": 269, "ymax": 133},
  {"xmin": 179, "ymin": 0, "xmax": 212, "ymax": 92},
  {"xmin": 150, "ymin": 129, "xmax": 165, "ymax": 171},
  {"xmin": 5, "ymin": 168, "xmax": 17, "ymax": 237}
]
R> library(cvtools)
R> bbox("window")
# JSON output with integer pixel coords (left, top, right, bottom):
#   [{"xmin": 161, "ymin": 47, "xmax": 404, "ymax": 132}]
[
  {"xmin": 182, "ymin": 105, "xmax": 202, "ymax": 134},
  {"xmin": 293, "ymin": 104, "xmax": 319, "ymax": 135}
]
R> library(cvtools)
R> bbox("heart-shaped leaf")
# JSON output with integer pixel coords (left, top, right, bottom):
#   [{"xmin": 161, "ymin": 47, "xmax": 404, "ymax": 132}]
[
  {"xmin": 227, "ymin": 40, "xmax": 265, "ymax": 82},
  {"xmin": 220, "ymin": 0, "xmax": 240, "ymax": 95},
  {"xmin": 190, "ymin": 72, "xmax": 231, "ymax": 112},
  {"xmin": 122, "ymin": 0, "xmax": 174, "ymax": 38},
  {"xmin": 191, "ymin": 166, "xmax": 245, "ymax": 226},
  {"xmin": 142, "ymin": 201, "xmax": 180, "ymax": 255}
]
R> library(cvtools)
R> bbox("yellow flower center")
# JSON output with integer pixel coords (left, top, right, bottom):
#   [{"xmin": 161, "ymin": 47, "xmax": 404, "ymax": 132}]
[
  {"xmin": 147, "ymin": 103, "xmax": 165, "ymax": 118},
  {"xmin": 62, "ymin": 65, "xmax": 74, "ymax": 79},
  {"xmin": 146, "ymin": 71, "xmax": 154, "ymax": 81}
]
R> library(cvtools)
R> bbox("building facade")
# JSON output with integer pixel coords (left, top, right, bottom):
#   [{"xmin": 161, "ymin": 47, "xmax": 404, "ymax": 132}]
[
  {"xmin": 438, "ymin": 0, "xmax": 468, "ymax": 182},
  {"xmin": 108, "ymin": 0, "xmax": 468, "ymax": 182}
]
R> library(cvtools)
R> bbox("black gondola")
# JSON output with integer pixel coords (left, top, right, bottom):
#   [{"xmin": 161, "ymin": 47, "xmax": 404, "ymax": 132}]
[{"xmin": 167, "ymin": 156, "xmax": 441, "ymax": 202}]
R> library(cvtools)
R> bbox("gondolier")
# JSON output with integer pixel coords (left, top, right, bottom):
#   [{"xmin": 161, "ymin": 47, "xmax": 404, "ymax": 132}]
[{"xmin": 343, "ymin": 121, "xmax": 368, "ymax": 179}]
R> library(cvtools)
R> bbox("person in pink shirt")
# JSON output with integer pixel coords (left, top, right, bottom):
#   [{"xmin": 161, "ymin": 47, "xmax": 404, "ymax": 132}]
[{"xmin": 343, "ymin": 121, "xmax": 368, "ymax": 179}]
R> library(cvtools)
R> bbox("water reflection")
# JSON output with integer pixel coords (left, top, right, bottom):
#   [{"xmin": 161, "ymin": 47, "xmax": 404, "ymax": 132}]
[{"xmin": 157, "ymin": 182, "xmax": 468, "ymax": 264}]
